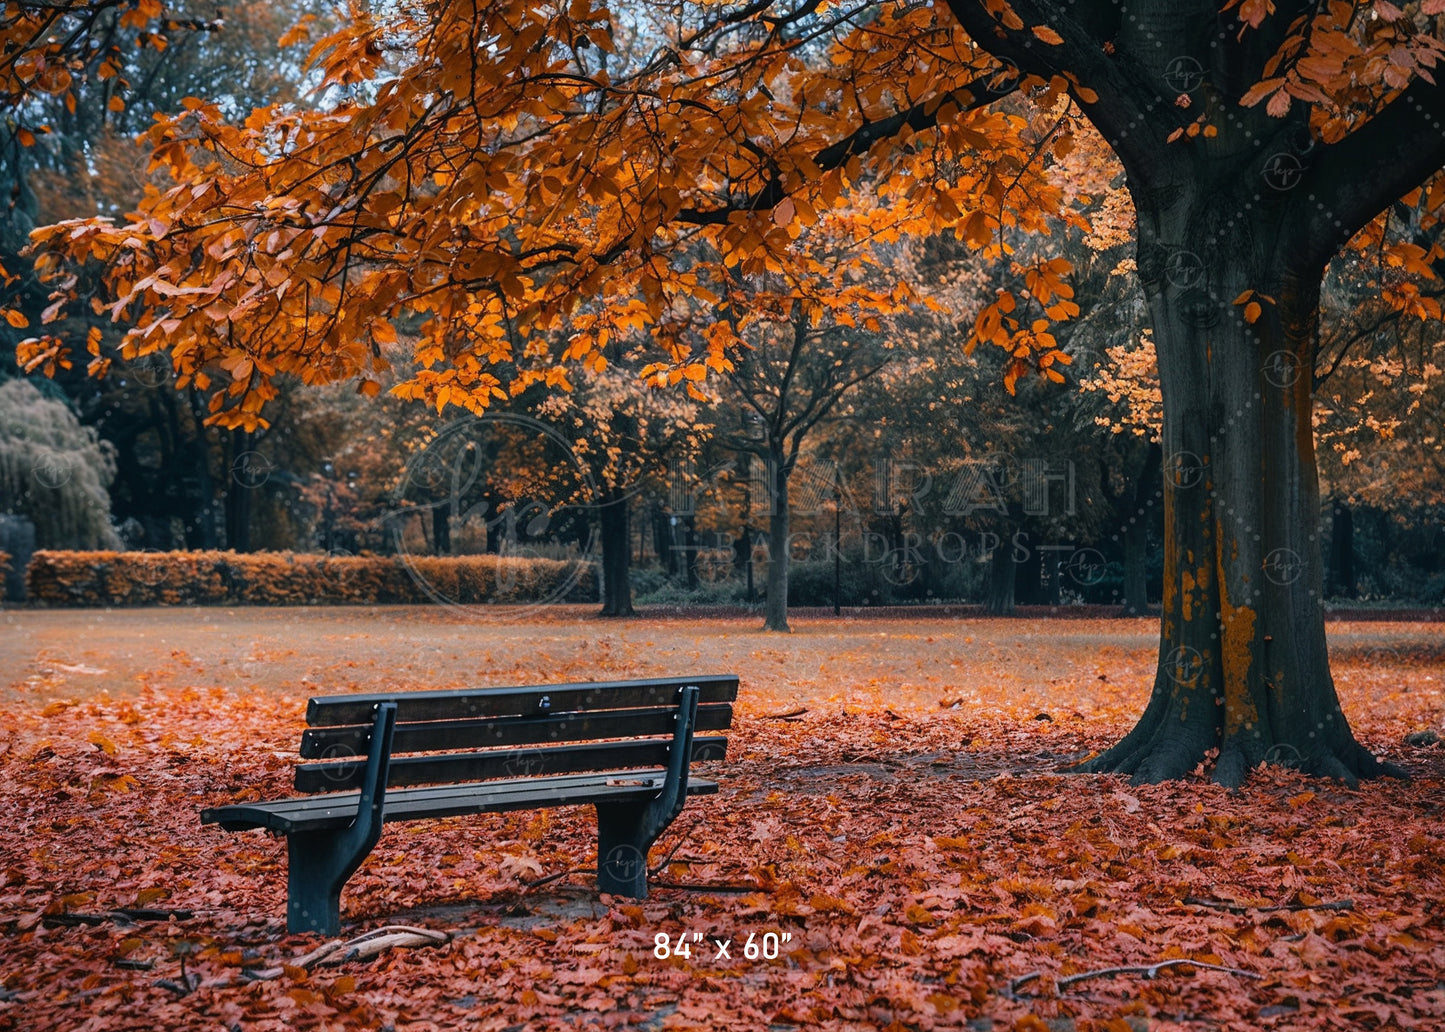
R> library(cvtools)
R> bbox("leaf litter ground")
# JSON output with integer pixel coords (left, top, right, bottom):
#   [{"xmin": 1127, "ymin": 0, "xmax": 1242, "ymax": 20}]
[{"xmin": 1, "ymin": 606, "xmax": 1443, "ymax": 1031}]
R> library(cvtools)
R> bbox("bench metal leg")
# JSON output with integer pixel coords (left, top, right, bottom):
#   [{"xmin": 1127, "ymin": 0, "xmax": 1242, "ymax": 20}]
[
  {"xmin": 595, "ymin": 802, "xmax": 657, "ymax": 897},
  {"xmin": 286, "ymin": 830, "xmax": 370, "ymax": 935}
]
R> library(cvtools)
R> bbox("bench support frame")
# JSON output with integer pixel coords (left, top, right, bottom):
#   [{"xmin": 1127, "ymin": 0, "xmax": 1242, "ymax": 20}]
[
  {"xmin": 594, "ymin": 686, "xmax": 699, "ymax": 896},
  {"xmin": 286, "ymin": 702, "xmax": 396, "ymax": 934}
]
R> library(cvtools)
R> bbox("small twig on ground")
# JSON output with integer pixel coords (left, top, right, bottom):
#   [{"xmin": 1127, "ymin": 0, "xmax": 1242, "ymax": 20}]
[
  {"xmin": 1182, "ymin": 896, "xmax": 1354, "ymax": 914},
  {"xmin": 521, "ymin": 866, "xmax": 592, "ymax": 893},
  {"xmin": 1009, "ymin": 958, "xmax": 1262, "ymax": 997},
  {"xmin": 154, "ymin": 971, "xmax": 201, "ymax": 997},
  {"xmin": 649, "ymin": 818, "xmax": 702, "ymax": 877},
  {"xmin": 762, "ymin": 707, "xmax": 808, "ymax": 720}
]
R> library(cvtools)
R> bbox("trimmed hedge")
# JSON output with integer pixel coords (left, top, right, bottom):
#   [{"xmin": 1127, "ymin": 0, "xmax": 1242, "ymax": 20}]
[{"xmin": 25, "ymin": 550, "xmax": 597, "ymax": 607}]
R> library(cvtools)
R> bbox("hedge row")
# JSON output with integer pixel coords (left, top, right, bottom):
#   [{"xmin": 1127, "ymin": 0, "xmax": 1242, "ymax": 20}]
[{"xmin": 25, "ymin": 550, "xmax": 598, "ymax": 607}]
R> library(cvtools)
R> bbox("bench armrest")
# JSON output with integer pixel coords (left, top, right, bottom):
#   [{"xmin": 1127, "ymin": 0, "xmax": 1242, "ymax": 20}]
[
  {"xmin": 653, "ymin": 684, "xmax": 699, "ymax": 826},
  {"xmin": 354, "ymin": 701, "xmax": 398, "ymax": 834}
]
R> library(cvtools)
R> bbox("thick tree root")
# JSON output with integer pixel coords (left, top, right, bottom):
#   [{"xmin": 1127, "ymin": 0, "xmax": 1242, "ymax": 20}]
[{"xmin": 1074, "ymin": 733, "xmax": 1410, "ymax": 788}]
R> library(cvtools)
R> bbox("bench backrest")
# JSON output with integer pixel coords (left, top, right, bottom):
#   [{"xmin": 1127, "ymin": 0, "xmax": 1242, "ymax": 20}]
[{"xmin": 293, "ymin": 675, "xmax": 737, "ymax": 793}]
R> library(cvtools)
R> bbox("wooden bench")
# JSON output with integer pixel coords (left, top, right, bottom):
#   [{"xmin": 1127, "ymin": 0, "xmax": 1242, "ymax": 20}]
[{"xmin": 201, "ymin": 675, "xmax": 736, "ymax": 934}]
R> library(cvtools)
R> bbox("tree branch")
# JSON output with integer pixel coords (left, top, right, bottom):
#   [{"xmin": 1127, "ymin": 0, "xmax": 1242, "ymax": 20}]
[
  {"xmin": 941, "ymin": 0, "xmax": 1184, "ymax": 190},
  {"xmin": 675, "ymin": 72, "xmax": 1017, "ymax": 225},
  {"xmin": 1294, "ymin": 76, "xmax": 1445, "ymax": 273}
]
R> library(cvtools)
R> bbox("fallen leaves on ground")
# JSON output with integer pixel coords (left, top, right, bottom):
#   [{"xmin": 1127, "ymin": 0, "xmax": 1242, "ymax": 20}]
[{"xmin": 1, "ymin": 615, "xmax": 1443, "ymax": 1030}]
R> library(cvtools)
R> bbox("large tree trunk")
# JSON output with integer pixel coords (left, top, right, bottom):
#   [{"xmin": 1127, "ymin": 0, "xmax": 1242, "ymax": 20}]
[
  {"xmin": 431, "ymin": 505, "xmax": 451, "ymax": 556},
  {"xmin": 763, "ymin": 453, "xmax": 791, "ymax": 632},
  {"xmin": 1013, "ymin": 532, "xmax": 1044, "ymax": 605},
  {"xmin": 1079, "ymin": 206, "xmax": 1394, "ymax": 787},
  {"xmin": 183, "ymin": 391, "xmax": 219, "ymax": 550},
  {"xmin": 938, "ymin": 0, "xmax": 1445, "ymax": 787},
  {"xmin": 598, "ymin": 493, "xmax": 635, "ymax": 617}
]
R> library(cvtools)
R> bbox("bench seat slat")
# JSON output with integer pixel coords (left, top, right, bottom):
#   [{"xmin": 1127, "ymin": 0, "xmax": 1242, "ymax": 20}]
[
  {"xmin": 295, "ymin": 735, "xmax": 729, "ymax": 792},
  {"xmin": 306, "ymin": 675, "xmax": 739, "ymax": 726},
  {"xmin": 299, "ymin": 704, "xmax": 733, "ymax": 758},
  {"xmin": 203, "ymin": 770, "xmax": 719, "ymax": 834}
]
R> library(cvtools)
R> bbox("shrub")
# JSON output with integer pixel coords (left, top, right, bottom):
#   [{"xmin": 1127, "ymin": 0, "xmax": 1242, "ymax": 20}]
[{"xmin": 25, "ymin": 550, "xmax": 597, "ymax": 607}]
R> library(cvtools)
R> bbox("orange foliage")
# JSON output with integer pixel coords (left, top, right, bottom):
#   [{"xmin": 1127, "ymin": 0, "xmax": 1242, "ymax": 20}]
[{"xmin": 17, "ymin": 1, "xmax": 1086, "ymax": 428}]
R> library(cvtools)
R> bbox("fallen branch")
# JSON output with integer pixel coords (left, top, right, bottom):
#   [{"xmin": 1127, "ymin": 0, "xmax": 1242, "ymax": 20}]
[
  {"xmin": 1009, "ymin": 958, "xmax": 1262, "ymax": 997},
  {"xmin": 1194, "ymin": 893, "xmax": 1355, "ymax": 912},
  {"xmin": 650, "ymin": 880, "xmax": 762, "ymax": 894},
  {"xmin": 243, "ymin": 925, "xmax": 450, "ymax": 981},
  {"xmin": 43, "ymin": 907, "xmax": 193, "ymax": 928},
  {"xmin": 762, "ymin": 707, "xmax": 808, "ymax": 720}
]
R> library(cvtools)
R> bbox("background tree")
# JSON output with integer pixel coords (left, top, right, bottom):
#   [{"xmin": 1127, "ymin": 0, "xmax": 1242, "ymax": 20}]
[
  {"xmin": 2, "ymin": 1, "xmax": 324, "ymax": 550},
  {"xmin": 716, "ymin": 272, "xmax": 903, "ymax": 632},
  {"xmin": 535, "ymin": 340, "xmax": 708, "ymax": 616},
  {"xmin": 0, "ymin": 376, "xmax": 121, "ymax": 548}
]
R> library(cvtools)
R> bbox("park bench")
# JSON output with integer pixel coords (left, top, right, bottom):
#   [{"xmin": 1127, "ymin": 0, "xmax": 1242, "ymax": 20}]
[{"xmin": 200, "ymin": 674, "xmax": 737, "ymax": 935}]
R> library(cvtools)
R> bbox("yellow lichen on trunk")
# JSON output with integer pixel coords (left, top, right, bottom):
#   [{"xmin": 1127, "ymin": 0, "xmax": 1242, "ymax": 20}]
[{"xmin": 1215, "ymin": 526, "xmax": 1260, "ymax": 737}]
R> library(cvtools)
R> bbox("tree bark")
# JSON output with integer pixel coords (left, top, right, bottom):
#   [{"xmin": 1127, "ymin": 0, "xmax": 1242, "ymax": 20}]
[
  {"xmin": 763, "ymin": 452, "xmax": 791, "ymax": 632},
  {"xmin": 598, "ymin": 493, "xmax": 635, "ymax": 617},
  {"xmin": 681, "ymin": 514, "xmax": 699, "ymax": 589},
  {"xmin": 225, "ymin": 429, "xmax": 253, "ymax": 552},
  {"xmin": 1014, "ymin": 531, "xmax": 1044, "ymax": 605},
  {"xmin": 431, "ymin": 505, "xmax": 451, "ymax": 556},
  {"xmin": 183, "ymin": 390, "xmax": 218, "ymax": 550}
]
